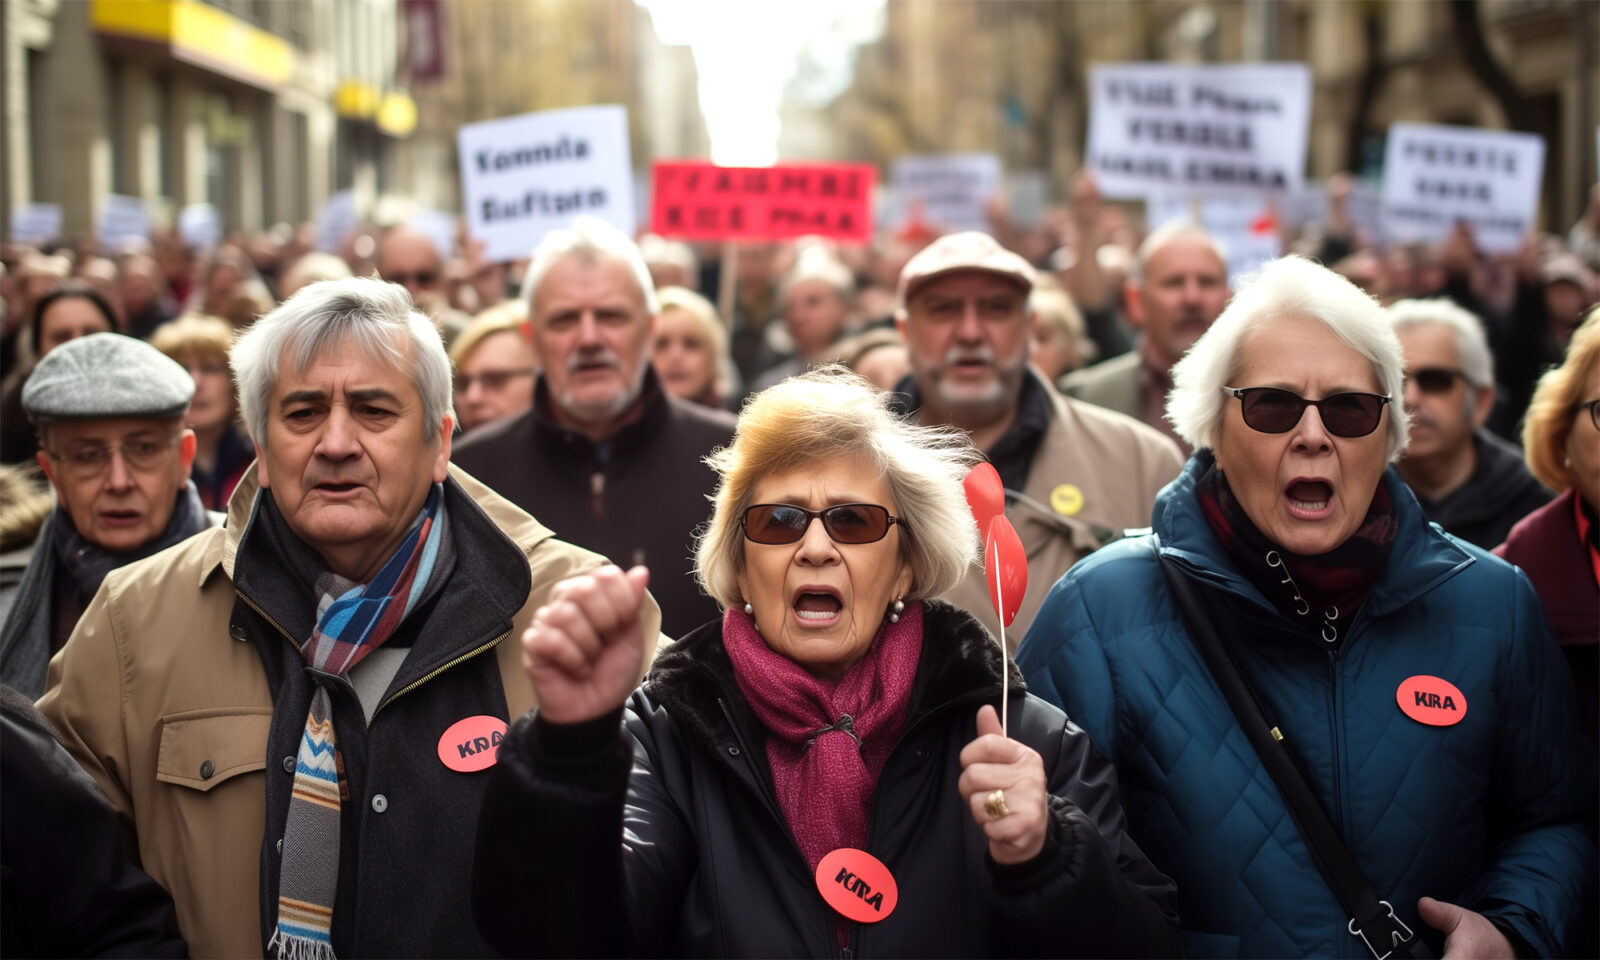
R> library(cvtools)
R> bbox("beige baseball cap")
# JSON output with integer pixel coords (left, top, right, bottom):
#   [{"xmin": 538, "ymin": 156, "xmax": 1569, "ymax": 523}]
[{"xmin": 896, "ymin": 231, "xmax": 1036, "ymax": 310}]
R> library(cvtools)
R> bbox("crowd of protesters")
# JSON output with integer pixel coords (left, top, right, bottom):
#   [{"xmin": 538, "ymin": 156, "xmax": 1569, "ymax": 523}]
[{"xmin": 0, "ymin": 166, "xmax": 1595, "ymax": 959}]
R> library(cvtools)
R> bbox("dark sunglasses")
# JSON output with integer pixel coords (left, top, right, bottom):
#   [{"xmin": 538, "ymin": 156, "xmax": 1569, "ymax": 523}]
[
  {"xmin": 1406, "ymin": 367, "xmax": 1467, "ymax": 394},
  {"xmin": 741, "ymin": 503, "xmax": 899, "ymax": 545},
  {"xmin": 383, "ymin": 270, "xmax": 439, "ymax": 288},
  {"xmin": 1224, "ymin": 386, "xmax": 1391, "ymax": 438}
]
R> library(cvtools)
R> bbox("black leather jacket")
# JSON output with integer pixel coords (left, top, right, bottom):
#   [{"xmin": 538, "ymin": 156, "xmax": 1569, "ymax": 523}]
[{"xmin": 473, "ymin": 601, "xmax": 1180, "ymax": 958}]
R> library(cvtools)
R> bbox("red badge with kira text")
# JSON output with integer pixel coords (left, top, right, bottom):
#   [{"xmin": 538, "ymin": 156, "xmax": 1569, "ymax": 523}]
[
  {"xmin": 815, "ymin": 848, "xmax": 899, "ymax": 923},
  {"xmin": 437, "ymin": 715, "xmax": 508, "ymax": 772},
  {"xmin": 1396, "ymin": 675, "xmax": 1467, "ymax": 727}
]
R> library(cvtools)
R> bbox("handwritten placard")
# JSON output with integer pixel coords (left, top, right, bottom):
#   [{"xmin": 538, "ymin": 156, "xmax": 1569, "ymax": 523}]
[
  {"xmin": 99, "ymin": 195, "xmax": 150, "ymax": 254},
  {"xmin": 1380, "ymin": 123, "xmax": 1545, "ymax": 254},
  {"xmin": 889, "ymin": 153, "xmax": 1001, "ymax": 232},
  {"xmin": 458, "ymin": 105, "xmax": 635, "ymax": 262},
  {"xmin": 650, "ymin": 161, "xmax": 876, "ymax": 245},
  {"xmin": 1145, "ymin": 193, "xmax": 1281, "ymax": 281},
  {"xmin": 179, "ymin": 203, "xmax": 222, "ymax": 252},
  {"xmin": 1087, "ymin": 63, "xmax": 1310, "ymax": 199},
  {"xmin": 9, "ymin": 204, "xmax": 62, "ymax": 246},
  {"xmin": 316, "ymin": 190, "xmax": 358, "ymax": 253}
]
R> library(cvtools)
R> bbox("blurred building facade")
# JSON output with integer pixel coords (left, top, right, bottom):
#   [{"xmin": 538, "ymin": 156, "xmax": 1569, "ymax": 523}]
[
  {"xmin": 811, "ymin": 0, "xmax": 1595, "ymax": 230},
  {"xmin": 405, "ymin": 0, "xmax": 708, "ymax": 214},
  {"xmin": 2, "ymin": 0, "xmax": 705, "ymax": 244}
]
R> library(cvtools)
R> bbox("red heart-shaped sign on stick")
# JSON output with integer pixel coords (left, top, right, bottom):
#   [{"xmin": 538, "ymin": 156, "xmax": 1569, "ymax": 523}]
[
  {"xmin": 984, "ymin": 516, "xmax": 1027, "ymax": 627},
  {"xmin": 963, "ymin": 463, "xmax": 1005, "ymax": 534}
]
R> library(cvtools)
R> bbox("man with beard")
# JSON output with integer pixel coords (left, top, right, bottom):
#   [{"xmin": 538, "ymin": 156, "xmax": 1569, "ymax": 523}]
[
  {"xmin": 1061, "ymin": 222, "xmax": 1230, "ymax": 454},
  {"xmin": 892, "ymin": 232, "xmax": 1184, "ymax": 643},
  {"xmin": 453, "ymin": 218, "xmax": 735, "ymax": 637},
  {"xmin": 1390, "ymin": 299, "xmax": 1552, "ymax": 548}
]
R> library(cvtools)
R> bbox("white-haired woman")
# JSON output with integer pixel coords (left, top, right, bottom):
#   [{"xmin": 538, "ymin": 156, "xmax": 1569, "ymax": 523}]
[
  {"xmin": 472, "ymin": 368, "xmax": 1180, "ymax": 957},
  {"xmin": 1018, "ymin": 256, "xmax": 1597, "ymax": 959}
]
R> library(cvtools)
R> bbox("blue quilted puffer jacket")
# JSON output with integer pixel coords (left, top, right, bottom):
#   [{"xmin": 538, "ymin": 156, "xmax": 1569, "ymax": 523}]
[{"xmin": 1017, "ymin": 453, "xmax": 1597, "ymax": 958}]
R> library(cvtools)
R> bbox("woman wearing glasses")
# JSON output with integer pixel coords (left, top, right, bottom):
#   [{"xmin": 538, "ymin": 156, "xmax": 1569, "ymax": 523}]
[
  {"xmin": 1496, "ymin": 307, "xmax": 1600, "ymax": 741},
  {"xmin": 471, "ymin": 368, "xmax": 1180, "ymax": 957},
  {"xmin": 1017, "ymin": 255, "xmax": 1596, "ymax": 959}
]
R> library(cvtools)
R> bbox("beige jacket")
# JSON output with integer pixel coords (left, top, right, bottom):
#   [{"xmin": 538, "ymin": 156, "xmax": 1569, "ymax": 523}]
[
  {"xmin": 945, "ymin": 382, "xmax": 1185, "ymax": 649},
  {"xmin": 36, "ymin": 466, "xmax": 661, "ymax": 958}
]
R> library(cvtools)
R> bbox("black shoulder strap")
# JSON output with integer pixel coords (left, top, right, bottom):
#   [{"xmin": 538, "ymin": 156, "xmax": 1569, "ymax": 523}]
[{"xmin": 1152, "ymin": 539, "xmax": 1429, "ymax": 960}]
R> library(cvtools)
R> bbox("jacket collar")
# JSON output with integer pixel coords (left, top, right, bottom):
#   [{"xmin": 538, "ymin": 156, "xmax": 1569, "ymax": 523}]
[
  {"xmin": 530, "ymin": 365, "xmax": 672, "ymax": 464},
  {"xmin": 1155, "ymin": 449, "xmax": 1475, "ymax": 620},
  {"xmin": 645, "ymin": 599, "xmax": 1024, "ymax": 749}
]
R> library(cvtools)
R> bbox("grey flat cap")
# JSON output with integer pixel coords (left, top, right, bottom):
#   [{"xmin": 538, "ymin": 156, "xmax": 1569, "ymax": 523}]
[{"xmin": 23, "ymin": 332, "xmax": 196, "ymax": 425}]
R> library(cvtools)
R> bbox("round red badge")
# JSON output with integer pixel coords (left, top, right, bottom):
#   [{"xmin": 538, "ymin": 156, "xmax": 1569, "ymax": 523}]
[
  {"xmin": 815, "ymin": 848, "xmax": 898, "ymax": 923},
  {"xmin": 1396, "ymin": 675, "xmax": 1467, "ymax": 727},
  {"xmin": 437, "ymin": 715, "xmax": 509, "ymax": 772}
]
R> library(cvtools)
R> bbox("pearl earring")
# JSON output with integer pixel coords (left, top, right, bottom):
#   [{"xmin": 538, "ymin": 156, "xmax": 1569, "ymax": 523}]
[
  {"xmin": 888, "ymin": 599, "xmax": 904, "ymax": 623},
  {"xmin": 743, "ymin": 602, "xmax": 753, "ymax": 615}
]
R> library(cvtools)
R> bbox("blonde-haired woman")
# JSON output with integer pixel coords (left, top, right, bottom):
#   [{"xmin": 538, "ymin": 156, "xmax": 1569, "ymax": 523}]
[
  {"xmin": 150, "ymin": 314, "xmax": 250, "ymax": 509},
  {"xmin": 651, "ymin": 285, "xmax": 735, "ymax": 410},
  {"xmin": 1497, "ymin": 306, "xmax": 1600, "ymax": 736},
  {"xmin": 472, "ymin": 367, "xmax": 1178, "ymax": 957},
  {"xmin": 449, "ymin": 302, "xmax": 536, "ymax": 434}
]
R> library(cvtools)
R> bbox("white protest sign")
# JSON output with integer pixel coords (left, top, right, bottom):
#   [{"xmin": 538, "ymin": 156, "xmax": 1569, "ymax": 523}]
[
  {"xmin": 1145, "ymin": 193, "xmax": 1282, "ymax": 281},
  {"xmin": 1380, "ymin": 123, "xmax": 1544, "ymax": 254},
  {"xmin": 179, "ymin": 203, "xmax": 222, "ymax": 251},
  {"xmin": 1283, "ymin": 180, "xmax": 1384, "ymax": 248},
  {"xmin": 1007, "ymin": 170, "xmax": 1052, "ymax": 229},
  {"xmin": 408, "ymin": 208, "xmax": 457, "ymax": 262},
  {"xmin": 458, "ymin": 105, "xmax": 634, "ymax": 263},
  {"xmin": 889, "ymin": 153, "xmax": 1002, "ymax": 232},
  {"xmin": 1087, "ymin": 63, "xmax": 1310, "ymax": 199},
  {"xmin": 316, "ymin": 191, "xmax": 358, "ymax": 253},
  {"xmin": 99, "ymin": 195, "xmax": 150, "ymax": 253},
  {"xmin": 10, "ymin": 204, "xmax": 61, "ymax": 246}
]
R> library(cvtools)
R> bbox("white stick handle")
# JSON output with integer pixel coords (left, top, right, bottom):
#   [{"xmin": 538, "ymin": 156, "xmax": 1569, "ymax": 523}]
[{"xmin": 994, "ymin": 538, "xmax": 1009, "ymax": 739}]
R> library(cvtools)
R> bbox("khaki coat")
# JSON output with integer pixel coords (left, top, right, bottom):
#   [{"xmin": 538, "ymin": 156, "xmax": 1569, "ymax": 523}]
[{"xmin": 36, "ymin": 465, "xmax": 661, "ymax": 958}]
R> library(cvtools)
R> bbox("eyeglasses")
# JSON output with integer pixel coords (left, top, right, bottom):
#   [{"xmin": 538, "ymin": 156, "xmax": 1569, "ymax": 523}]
[
  {"xmin": 382, "ymin": 270, "xmax": 439, "ymax": 289},
  {"xmin": 741, "ymin": 503, "xmax": 900, "ymax": 545},
  {"xmin": 1223, "ymin": 386, "xmax": 1391, "ymax": 438},
  {"xmin": 1406, "ymin": 367, "xmax": 1467, "ymax": 394},
  {"xmin": 1581, "ymin": 398, "xmax": 1600, "ymax": 431},
  {"xmin": 45, "ymin": 437, "xmax": 181, "ymax": 479},
  {"xmin": 456, "ymin": 368, "xmax": 534, "ymax": 392}
]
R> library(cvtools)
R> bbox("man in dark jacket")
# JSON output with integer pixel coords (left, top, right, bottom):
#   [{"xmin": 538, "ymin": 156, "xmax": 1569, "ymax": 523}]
[
  {"xmin": 454, "ymin": 217, "xmax": 735, "ymax": 637},
  {"xmin": 1389, "ymin": 298, "xmax": 1551, "ymax": 548},
  {"xmin": 0, "ymin": 333, "xmax": 211, "ymax": 697}
]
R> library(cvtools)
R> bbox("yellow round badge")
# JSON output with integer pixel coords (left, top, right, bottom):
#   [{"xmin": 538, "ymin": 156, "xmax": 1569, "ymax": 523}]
[{"xmin": 1050, "ymin": 484, "xmax": 1084, "ymax": 517}]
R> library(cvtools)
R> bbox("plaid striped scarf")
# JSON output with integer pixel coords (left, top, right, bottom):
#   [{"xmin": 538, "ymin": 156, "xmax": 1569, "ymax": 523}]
[{"xmin": 269, "ymin": 484, "xmax": 445, "ymax": 960}]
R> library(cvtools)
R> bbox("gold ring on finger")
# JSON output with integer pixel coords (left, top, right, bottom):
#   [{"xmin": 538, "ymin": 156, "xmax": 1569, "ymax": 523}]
[{"xmin": 984, "ymin": 788, "xmax": 1010, "ymax": 820}]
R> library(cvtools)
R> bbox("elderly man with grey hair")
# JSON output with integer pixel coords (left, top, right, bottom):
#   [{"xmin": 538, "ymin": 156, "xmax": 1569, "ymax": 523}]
[
  {"xmin": 37, "ymin": 277, "xmax": 662, "ymax": 958},
  {"xmin": 1061, "ymin": 221, "xmax": 1231, "ymax": 454},
  {"xmin": 0, "ymin": 333, "xmax": 209, "ymax": 698},
  {"xmin": 453, "ymin": 216, "xmax": 736, "ymax": 638},
  {"xmin": 1389, "ymin": 298, "xmax": 1551, "ymax": 548}
]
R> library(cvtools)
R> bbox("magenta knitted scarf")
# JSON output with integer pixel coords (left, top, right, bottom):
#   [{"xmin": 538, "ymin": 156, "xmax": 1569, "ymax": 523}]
[{"xmin": 722, "ymin": 601, "xmax": 924, "ymax": 877}]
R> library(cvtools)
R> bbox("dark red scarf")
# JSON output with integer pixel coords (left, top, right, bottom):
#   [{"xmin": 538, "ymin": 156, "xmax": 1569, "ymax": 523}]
[
  {"xmin": 722, "ymin": 602, "xmax": 923, "ymax": 875},
  {"xmin": 1197, "ymin": 464, "xmax": 1397, "ymax": 645}
]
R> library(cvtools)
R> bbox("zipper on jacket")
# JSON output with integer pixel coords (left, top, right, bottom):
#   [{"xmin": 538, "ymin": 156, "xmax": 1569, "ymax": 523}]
[
  {"xmin": 373, "ymin": 631, "xmax": 507, "ymax": 719},
  {"xmin": 235, "ymin": 590, "xmax": 304, "ymax": 653},
  {"xmin": 1324, "ymin": 648, "xmax": 1348, "ymax": 846},
  {"xmin": 590, "ymin": 471, "xmax": 605, "ymax": 523}
]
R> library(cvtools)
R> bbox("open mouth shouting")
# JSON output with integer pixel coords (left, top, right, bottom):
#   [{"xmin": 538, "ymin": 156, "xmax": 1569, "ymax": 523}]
[
  {"xmin": 1284, "ymin": 477, "xmax": 1334, "ymax": 519},
  {"xmin": 791, "ymin": 585, "xmax": 844, "ymax": 627}
]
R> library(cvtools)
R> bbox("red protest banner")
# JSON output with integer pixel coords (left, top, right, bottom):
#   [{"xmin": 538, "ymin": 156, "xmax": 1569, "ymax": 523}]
[{"xmin": 651, "ymin": 161, "xmax": 876, "ymax": 245}]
